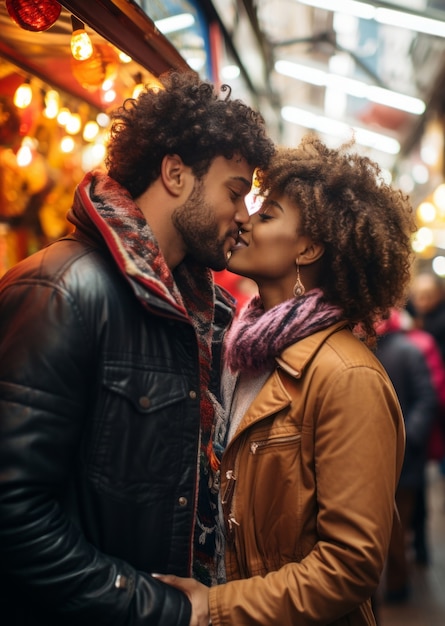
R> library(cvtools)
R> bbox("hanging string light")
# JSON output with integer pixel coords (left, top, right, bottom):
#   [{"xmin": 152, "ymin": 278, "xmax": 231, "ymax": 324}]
[
  {"xmin": 6, "ymin": 0, "xmax": 61, "ymax": 32},
  {"xmin": 83, "ymin": 120, "xmax": 99, "ymax": 142},
  {"xmin": 16, "ymin": 137, "xmax": 36, "ymax": 167},
  {"xmin": 43, "ymin": 89, "xmax": 60, "ymax": 119},
  {"xmin": 13, "ymin": 77, "xmax": 33, "ymax": 109},
  {"xmin": 70, "ymin": 15, "xmax": 94, "ymax": 61},
  {"xmin": 65, "ymin": 112, "xmax": 82, "ymax": 135},
  {"xmin": 132, "ymin": 73, "xmax": 144, "ymax": 99}
]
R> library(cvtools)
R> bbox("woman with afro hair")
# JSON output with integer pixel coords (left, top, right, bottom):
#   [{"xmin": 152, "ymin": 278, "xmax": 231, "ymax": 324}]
[{"xmin": 159, "ymin": 134, "xmax": 416, "ymax": 626}]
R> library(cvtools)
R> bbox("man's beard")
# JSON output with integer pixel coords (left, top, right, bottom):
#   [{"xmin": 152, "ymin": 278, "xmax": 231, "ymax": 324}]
[{"xmin": 172, "ymin": 179, "xmax": 228, "ymax": 270}]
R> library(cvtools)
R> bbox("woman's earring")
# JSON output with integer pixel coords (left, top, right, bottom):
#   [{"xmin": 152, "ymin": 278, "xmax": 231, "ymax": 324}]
[{"xmin": 293, "ymin": 258, "xmax": 306, "ymax": 298}]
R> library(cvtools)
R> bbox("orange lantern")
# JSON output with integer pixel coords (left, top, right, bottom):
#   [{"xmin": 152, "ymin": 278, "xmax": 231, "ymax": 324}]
[{"xmin": 71, "ymin": 44, "xmax": 119, "ymax": 91}]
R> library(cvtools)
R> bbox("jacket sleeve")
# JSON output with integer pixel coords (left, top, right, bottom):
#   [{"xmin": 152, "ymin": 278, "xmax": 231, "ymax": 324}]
[
  {"xmin": 209, "ymin": 362, "xmax": 405, "ymax": 625},
  {"xmin": 402, "ymin": 342, "xmax": 437, "ymax": 449},
  {"xmin": 0, "ymin": 277, "xmax": 191, "ymax": 626}
]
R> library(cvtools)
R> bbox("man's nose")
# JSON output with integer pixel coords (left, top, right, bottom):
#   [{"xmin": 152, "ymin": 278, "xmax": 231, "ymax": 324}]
[{"xmin": 235, "ymin": 200, "xmax": 250, "ymax": 225}]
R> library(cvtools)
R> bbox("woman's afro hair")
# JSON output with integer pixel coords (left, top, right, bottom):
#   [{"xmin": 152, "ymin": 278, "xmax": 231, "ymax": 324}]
[{"xmin": 257, "ymin": 134, "xmax": 417, "ymax": 345}]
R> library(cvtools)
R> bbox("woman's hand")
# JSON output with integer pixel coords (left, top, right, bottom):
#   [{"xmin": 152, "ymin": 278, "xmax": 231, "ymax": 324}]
[{"xmin": 153, "ymin": 574, "xmax": 211, "ymax": 626}]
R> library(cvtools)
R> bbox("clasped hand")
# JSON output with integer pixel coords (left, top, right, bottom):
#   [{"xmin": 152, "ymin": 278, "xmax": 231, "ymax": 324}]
[{"xmin": 153, "ymin": 574, "xmax": 211, "ymax": 626}]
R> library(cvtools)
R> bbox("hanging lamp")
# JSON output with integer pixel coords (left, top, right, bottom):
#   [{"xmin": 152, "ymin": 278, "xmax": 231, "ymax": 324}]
[
  {"xmin": 70, "ymin": 15, "xmax": 94, "ymax": 61},
  {"xmin": 6, "ymin": 0, "xmax": 61, "ymax": 32}
]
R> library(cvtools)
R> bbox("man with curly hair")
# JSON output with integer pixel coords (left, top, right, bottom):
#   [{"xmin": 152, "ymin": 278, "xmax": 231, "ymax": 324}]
[{"xmin": 0, "ymin": 71, "xmax": 275, "ymax": 626}]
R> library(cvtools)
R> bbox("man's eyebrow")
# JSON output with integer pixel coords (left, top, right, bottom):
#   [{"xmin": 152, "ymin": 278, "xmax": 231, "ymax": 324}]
[{"xmin": 230, "ymin": 176, "xmax": 252, "ymax": 189}]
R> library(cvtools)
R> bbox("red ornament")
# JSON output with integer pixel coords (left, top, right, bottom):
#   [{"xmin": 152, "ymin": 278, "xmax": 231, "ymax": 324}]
[{"xmin": 6, "ymin": 0, "xmax": 61, "ymax": 32}]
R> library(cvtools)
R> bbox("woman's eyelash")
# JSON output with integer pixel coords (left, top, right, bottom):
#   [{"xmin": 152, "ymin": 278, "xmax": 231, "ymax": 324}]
[{"xmin": 258, "ymin": 213, "xmax": 272, "ymax": 221}]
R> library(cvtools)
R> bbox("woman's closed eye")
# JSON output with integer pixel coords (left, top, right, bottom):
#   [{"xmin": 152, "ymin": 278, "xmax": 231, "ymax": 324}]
[{"xmin": 258, "ymin": 212, "xmax": 273, "ymax": 221}]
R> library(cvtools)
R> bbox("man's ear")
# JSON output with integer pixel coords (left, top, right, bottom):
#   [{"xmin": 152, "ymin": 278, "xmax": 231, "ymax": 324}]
[
  {"xmin": 298, "ymin": 240, "xmax": 325, "ymax": 265},
  {"xmin": 161, "ymin": 154, "xmax": 189, "ymax": 197}
]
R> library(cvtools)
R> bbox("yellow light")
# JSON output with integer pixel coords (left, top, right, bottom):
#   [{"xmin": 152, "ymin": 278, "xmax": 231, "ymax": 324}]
[
  {"xmin": 96, "ymin": 112, "xmax": 110, "ymax": 128},
  {"xmin": 81, "ymin": 142, "xmax": 106, "ymax": 171},
  {"xmin": 16, "ymin": 144, "xmax": 33, "ymax": 167},
  {"xmin": 433, "ymin": 184, "xmax": 445, "ymax": 212},
  {"xmin": 70, "ymin": 16, "xmax": 93, "ymax": 61},
  {"xmin": 417, "ymin": 202, "xmax": 436, "ymax": 223},
  {"xmin": 71, "ymin": 30, "xmax": 94, "ymax": 60},
  {"xmin": 103, "ymin": 89, "xmax": 116, "ymax": 103},
  {"xmin": 102, "ymin": 78, "xmax": 114, "ymax": 91},
  {"xmin": 44, "ymin": 89, "xmax": 59, "ymax": 119},
  {"xmin": 432, "ymin": 256, "xmax": 445, "ymax": 277},
  {"xmin": 65, "ymin": 113, "xmax": 82, "ymax": 135},
  {"xmin": 83, "ymin": 121, "xmax": 99, "ymax": 142},
  {"xmin": 118, "ymin": 51, "xmax": 132, "ymax": 63},
  {"xmin": 13, "ymin": 80, "xmax": 32, "ymax": 109},
  {"xmin": 57, "ymin": 107, "xmax": 71, "ymax": 127},
  {"xmin": 61, "ymin": 136, "xmax": 75, "ymax": 153},
  {"xmin": 132, "ymin": 82, "xmax": 144, "ymax": 99},
  {"xmin": 412, "ymin": 226, "xmax": 434, "ymax": 253}
]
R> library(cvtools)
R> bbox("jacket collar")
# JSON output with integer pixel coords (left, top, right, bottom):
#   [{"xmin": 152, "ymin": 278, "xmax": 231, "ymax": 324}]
[
  {"xmin": 275, "ymin": 321, "xmax": 349, "ymax": 379},
  {"xmin": 69, "ymin": 171, "xmax": 216, "ymax": 325},
  {"xmin": 228, "ymin": 321, "xmax": 349, "ymax": 440}
]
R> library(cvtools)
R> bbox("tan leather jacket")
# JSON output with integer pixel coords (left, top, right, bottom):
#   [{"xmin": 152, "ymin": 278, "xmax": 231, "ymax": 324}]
[{"xmin": 209, "ymin": 322, "xmax": 405, "ymax": 626}]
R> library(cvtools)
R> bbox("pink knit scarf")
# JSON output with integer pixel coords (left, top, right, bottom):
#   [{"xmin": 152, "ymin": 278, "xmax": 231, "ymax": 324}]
[{"xmin": 224, "ymin": 288, "xmax": 344, "ymax": 374}]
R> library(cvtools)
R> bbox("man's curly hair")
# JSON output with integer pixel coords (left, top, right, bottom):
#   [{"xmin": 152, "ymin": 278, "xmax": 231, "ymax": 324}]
[
  {"xmin": 257, "ymin": 134, "xmax": 417, "ymax": 345},
  {"xmin": 105, "ymin": 71, "xmax": 275, "ymax": 198}
]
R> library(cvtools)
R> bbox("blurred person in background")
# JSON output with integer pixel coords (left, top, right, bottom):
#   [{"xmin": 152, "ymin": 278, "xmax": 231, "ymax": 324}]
[
  {"xmin": 409, "ymin": 272, "xmax": 445, "ymax": 362},
  {"xmin": 409, "ymin": 272, "xmax": 445, "ymax": 527},
  {"xmin": 158, "ymin": 135, "xmax": 415, "ymax": 626},
  {"xmin": 375, "ymin": 309, "xmax": 437, "ymax": 602},
  {"xmin": 399, "ymin": 307, "xmax": 445, "ymax": 566}
]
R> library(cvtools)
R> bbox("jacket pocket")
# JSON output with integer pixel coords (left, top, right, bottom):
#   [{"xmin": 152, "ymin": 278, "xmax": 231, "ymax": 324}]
[
  {"xmin": 249, "ymin": 432, "xmax": 301, "ymax": 454},
  {"xmin": 104, "ymin": 364, "xmax": 188, "ymax": 414},
  {"xmin": 85, "ymin": 365, "xmax": 191, "ymax": 498}
]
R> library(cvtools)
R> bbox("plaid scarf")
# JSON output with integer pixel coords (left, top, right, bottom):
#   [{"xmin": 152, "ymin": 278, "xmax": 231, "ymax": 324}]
[
  {"xmin": 224, "ymin": 289, "xmax": 344, "ymax": 374},
  {"xmin": 68, "ymin": 171, "xmax": 220, "ymax": 584}
]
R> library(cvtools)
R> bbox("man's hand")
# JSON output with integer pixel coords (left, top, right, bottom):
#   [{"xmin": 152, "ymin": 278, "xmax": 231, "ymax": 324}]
[{"xmin": 153, "ymin": 574, "xmax": 211, "ymax": 626}]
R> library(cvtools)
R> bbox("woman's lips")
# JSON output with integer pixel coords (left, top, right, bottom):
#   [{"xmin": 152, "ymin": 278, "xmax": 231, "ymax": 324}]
[{"xmin": 231, "ymin": 236, "xmax": 248, "ymax": 251}]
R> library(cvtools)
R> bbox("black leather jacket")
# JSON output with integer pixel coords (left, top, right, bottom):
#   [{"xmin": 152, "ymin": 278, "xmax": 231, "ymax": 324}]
[{"xmin": 0, "ymin": 228, "xmax": 232, "ymax": 625}]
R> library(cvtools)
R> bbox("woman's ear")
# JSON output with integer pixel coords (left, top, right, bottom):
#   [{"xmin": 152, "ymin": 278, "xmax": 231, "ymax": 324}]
[
  {"xmin": 161, "ymin": 154, "xmax": 189, "ymax": 197},
  {"xmin": 298, "ymin": 240, "xmax": 325, "ymax": 265}
]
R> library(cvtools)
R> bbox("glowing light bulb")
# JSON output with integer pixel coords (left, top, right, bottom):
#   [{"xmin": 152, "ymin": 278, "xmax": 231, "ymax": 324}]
[
  {"xmin": 61, "ymin": 136, "xmax": 75, "ymax": 153},
  {"xmin": 16, "ymin": 144, "xmax": 33, "ymax": 167},
  {"xmin": 70, "ymin": 16, "xmax": 93, "ymax": 61},
  {"xmin": 65, "ymin": 113, "xmax": 82, "ymax": 135},
  {"xmin": 132, "ymin": 82, "xmax": 144, "ymax": 99},
  {"xmin": 83, "ymin": 121, "xmax": 99, "ymax": 142},
  {"xmin": 44, "ymin": 89, "xmax": 59, "ymax": 119},
  {"xmin": 103, "ymin": 89, "xmax": 116, "ymax": 104},
  {"xmin": 96, "ymin": 112, "xmax": 110, "ymax": 128},
  {"xmin": 118, "ymin": 51, "xmax": 132, "ymax": 63},
  {"xmin": 13, "ymin": 79, "xmax": 32, "ymax": 109},
  {"xmin": 57, "ymin": 107, "xmax": 71, "ymax": 127}
]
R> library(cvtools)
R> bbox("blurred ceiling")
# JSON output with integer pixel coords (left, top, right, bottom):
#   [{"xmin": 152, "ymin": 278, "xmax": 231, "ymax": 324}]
[{"xmin": 213, "ymin": 0, "xmax": 445, "ymax": 176}]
